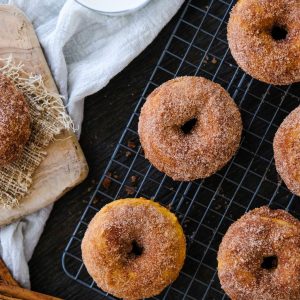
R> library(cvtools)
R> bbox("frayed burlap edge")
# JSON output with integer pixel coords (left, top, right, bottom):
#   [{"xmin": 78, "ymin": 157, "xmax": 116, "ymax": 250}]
[{"xmin": 0, "ymin": 57, "xmax": 74, "ymax": 208}]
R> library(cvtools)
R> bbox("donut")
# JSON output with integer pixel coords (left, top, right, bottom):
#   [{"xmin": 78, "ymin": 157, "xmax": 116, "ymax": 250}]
[
  {"xmin": 81, "ymin": 198, "xmax": 186, "ymax": 300},
  {"xmin": 218, "ymin": 206, "xmax": 300, "ymax": 300},
  {"xmin": 274, "ymin": 106, "xmax": 300, "ymax": 196},
  {"xmin": 0, "ymin": 73, "xmax": 31, "ymax": 165},
  {"xmin": 227, "ymin": 0, "xmax": 300, "ymax": 85},
  {"xmin": 138, "ymin": 76, "xmax": 242, "ymax": 181}
]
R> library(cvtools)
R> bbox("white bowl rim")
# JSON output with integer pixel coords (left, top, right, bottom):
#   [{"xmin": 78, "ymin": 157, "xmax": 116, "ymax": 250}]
[{"xmin": 75, "ymin": 0, "xmax": 152, "ymax": 15}]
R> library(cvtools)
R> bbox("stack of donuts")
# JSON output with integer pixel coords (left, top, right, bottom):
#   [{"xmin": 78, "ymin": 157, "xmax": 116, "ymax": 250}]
[{"xmin": 81, "ymin": 0, "xmax": 300, "ymax": 299}]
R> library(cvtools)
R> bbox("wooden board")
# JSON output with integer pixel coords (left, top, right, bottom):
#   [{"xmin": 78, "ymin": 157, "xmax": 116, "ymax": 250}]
[{"xmin": 0, "ymin": 5, "xmax": 89, "ymax": 226}]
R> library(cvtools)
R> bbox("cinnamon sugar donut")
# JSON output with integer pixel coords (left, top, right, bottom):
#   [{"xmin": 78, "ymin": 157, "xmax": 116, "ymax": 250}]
[
  {"xmin": 0, "ymin": 73, "xmax": 31, "ymax": 165},
  {"xmin": 228, "ymin": 0, "xmax": 300, "ymax": 85},
  {"xmin": 218, "ymin": 206, "xmax": 300, "ymax": 300},
  {"xmin": 138, "ymin": 76, "xmax": 242, "ymax": 181},
  {"xmin": 274, "ymin": 106, "xmax": 300, "ymax": 196},
  {"xmin": 81, "ymin": 198, "xmax": 186, "ymax": 300}
]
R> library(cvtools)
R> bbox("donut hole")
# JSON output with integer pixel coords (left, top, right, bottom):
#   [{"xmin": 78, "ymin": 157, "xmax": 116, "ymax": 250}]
[
  {"xmin": 181, "ymin": 118, "xmax": 197, "ymax": 134},
  {"xmin": 271, "ymin": 25, "xmax": 288, "ymax": 41},
  {"xmin": 128, "ymin": 240, "xmax": 143, "ymax": 257},
  {"xmin": 261, "ymin": 255, "xmax": 278, "ymax": 270}
]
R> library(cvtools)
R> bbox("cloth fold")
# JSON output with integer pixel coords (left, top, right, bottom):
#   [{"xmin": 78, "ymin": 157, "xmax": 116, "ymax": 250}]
[{"xmin": 0, "ymin": 0, "xmax": 183, "ymax": 289}]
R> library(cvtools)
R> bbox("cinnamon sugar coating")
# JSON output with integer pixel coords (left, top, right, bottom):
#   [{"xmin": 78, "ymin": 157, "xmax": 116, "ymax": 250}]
[
  {"xmin": 274, "ymin": 106, "xmax": 300, "ymax": 196},
  {"xmin": 218, "ymin": 206, "xmax": 300, "ymax": 300},
  {"xmin": 81, "ymin": 198, "xmax": 186, "ymax": 300},
  {"xmin": 0, "ymin": 73, "xmax": 31, "ymax": 165},
  {"xmin": 228, "ymin": 0, "xmax": 300, "ymax": 85},
  {"xmin": 138, "ymin": 76, "xmax": 242, "ymax": 181}
]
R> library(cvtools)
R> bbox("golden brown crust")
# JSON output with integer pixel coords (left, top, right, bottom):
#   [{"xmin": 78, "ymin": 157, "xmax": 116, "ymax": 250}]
[
  {"xmin": 274, "ymin": 106, "xmax": 300, "ymax": 196},
  {"xmin": 138, "ymin": 76, "xmax": 242, "ymax": 181},
  {"xmin": 218, "ymin": 206, "xmax": 300, "ymax": 300},
  {"xmin": 228, "ymin": 0, "xmax": 300, "ymax": 85},
  {"xmin": 0, "ymin": 73, "xmax": 31, "ymax": 165},
  {"xmin": 81, "ymin": 198, "xmax": 186, "ymax": 300}
]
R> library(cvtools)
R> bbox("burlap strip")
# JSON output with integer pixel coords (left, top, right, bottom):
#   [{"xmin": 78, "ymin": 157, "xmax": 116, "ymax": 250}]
[{"xmin": 0, "ymin": 58, "xmax": 73, "ymax": 208}]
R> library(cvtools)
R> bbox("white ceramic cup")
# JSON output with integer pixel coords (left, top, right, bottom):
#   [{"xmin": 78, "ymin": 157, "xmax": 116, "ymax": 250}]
[{"xmin": 75, "ymin": 0, "xmax": 152, "ymax": 15}]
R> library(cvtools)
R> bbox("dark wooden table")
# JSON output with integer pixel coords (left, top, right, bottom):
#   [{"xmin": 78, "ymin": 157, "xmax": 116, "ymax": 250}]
[{"xmin": 28, "ymin": 8, "xmax": 183, "ymax": 300}]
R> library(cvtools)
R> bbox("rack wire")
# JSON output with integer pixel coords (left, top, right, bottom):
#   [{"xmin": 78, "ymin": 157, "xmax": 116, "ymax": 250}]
[{"xmin": 62, "ymin": 0, "xmax": 300, "ymax": 299}]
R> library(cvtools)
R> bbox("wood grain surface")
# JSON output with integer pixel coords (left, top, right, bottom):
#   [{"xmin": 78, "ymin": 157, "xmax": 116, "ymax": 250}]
[{"xmin": 0, "ymin": 5, "xmax": 89, "ymax": 226}]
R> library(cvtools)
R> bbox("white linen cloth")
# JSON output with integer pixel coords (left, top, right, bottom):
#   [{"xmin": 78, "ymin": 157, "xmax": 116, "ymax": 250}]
[{"xmin": 0, "ymin": 0, "xmax": 184, "ymax": 289}]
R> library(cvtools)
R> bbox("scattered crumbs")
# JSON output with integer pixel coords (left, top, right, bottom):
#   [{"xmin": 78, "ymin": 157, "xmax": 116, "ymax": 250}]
[
  {"xmin": 125, "ymin": 151, "xmax": 132, "ymax": 158},
  {"xmin": 277, "ymin": 173, "xmax": 282, "ymax": 185},
  {"xmin": 127, "ymin": 140, "xmax": 136, "ymax": 149},
  {"xmin": 113, "ymin": 173, "xmax": 119, "ymax": 179},
  {"xmin": 215, "ymin": 204, "xmax": 222, "ymax": 211},
  {"xmin": 87, "ymin": 186, "xmax": 93, "ymax": 192},
  {"xmin": 212, "ymin": 57, "xmax": 217, "ymax": 64},
  {"xmin": 183, "ymin": 219, "xmax": 190, "ymax": 228},
  {"xmin": 92, "ymin": 197, "xmax": 100, "ymax": 205},
  {"xmin": 125, "ymin": 186, "xmax": 135, "ymax": 195},
  {"xmin": 82, "ymin": 199, "xmax": 88, "ymax": 204},
  {"xmin": 130, "ymin": 175, "xmax": 138, "ymax": 186},
  {"xmin": 102, "ymin": 172, "xmax": 112, "ymax": 189},
  {"xmin": 167, "ymin": 203, "xmax": 173, "ymax": 210}
]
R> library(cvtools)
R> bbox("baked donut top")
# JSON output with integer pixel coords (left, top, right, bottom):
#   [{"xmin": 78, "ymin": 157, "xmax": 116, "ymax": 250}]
[
  {"xmin": 228, "ymin": 0, "xmax": 300, "ymax": 85},
  {"xmin": 274, "ymin": 106, "xmax": 300, "ymax": 196},
  {"xmin": 82, "ymin": 198, "xmax": 186, "ymax": 300},
  {"xmin": 138, "ymin": 76, "xmax": 242, "ymax": 180},
  {"xmin": 0, "ymin": 73, "xmax": 31, "ymax": 165},
  {"xmin": 218, "ymin": 206, "xmax": 300, "ymax": 300}
]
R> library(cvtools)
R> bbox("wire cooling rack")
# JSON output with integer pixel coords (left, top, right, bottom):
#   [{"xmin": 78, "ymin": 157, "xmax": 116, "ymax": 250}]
[{"xmin": 62, "ymin": 0, "xmax": 300, "ymax": 299}]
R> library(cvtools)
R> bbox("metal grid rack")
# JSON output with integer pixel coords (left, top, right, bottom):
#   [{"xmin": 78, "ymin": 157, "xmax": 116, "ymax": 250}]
[{"xmin": 62, "ymin": 0, "xmax": 300, "ymax": 299}]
